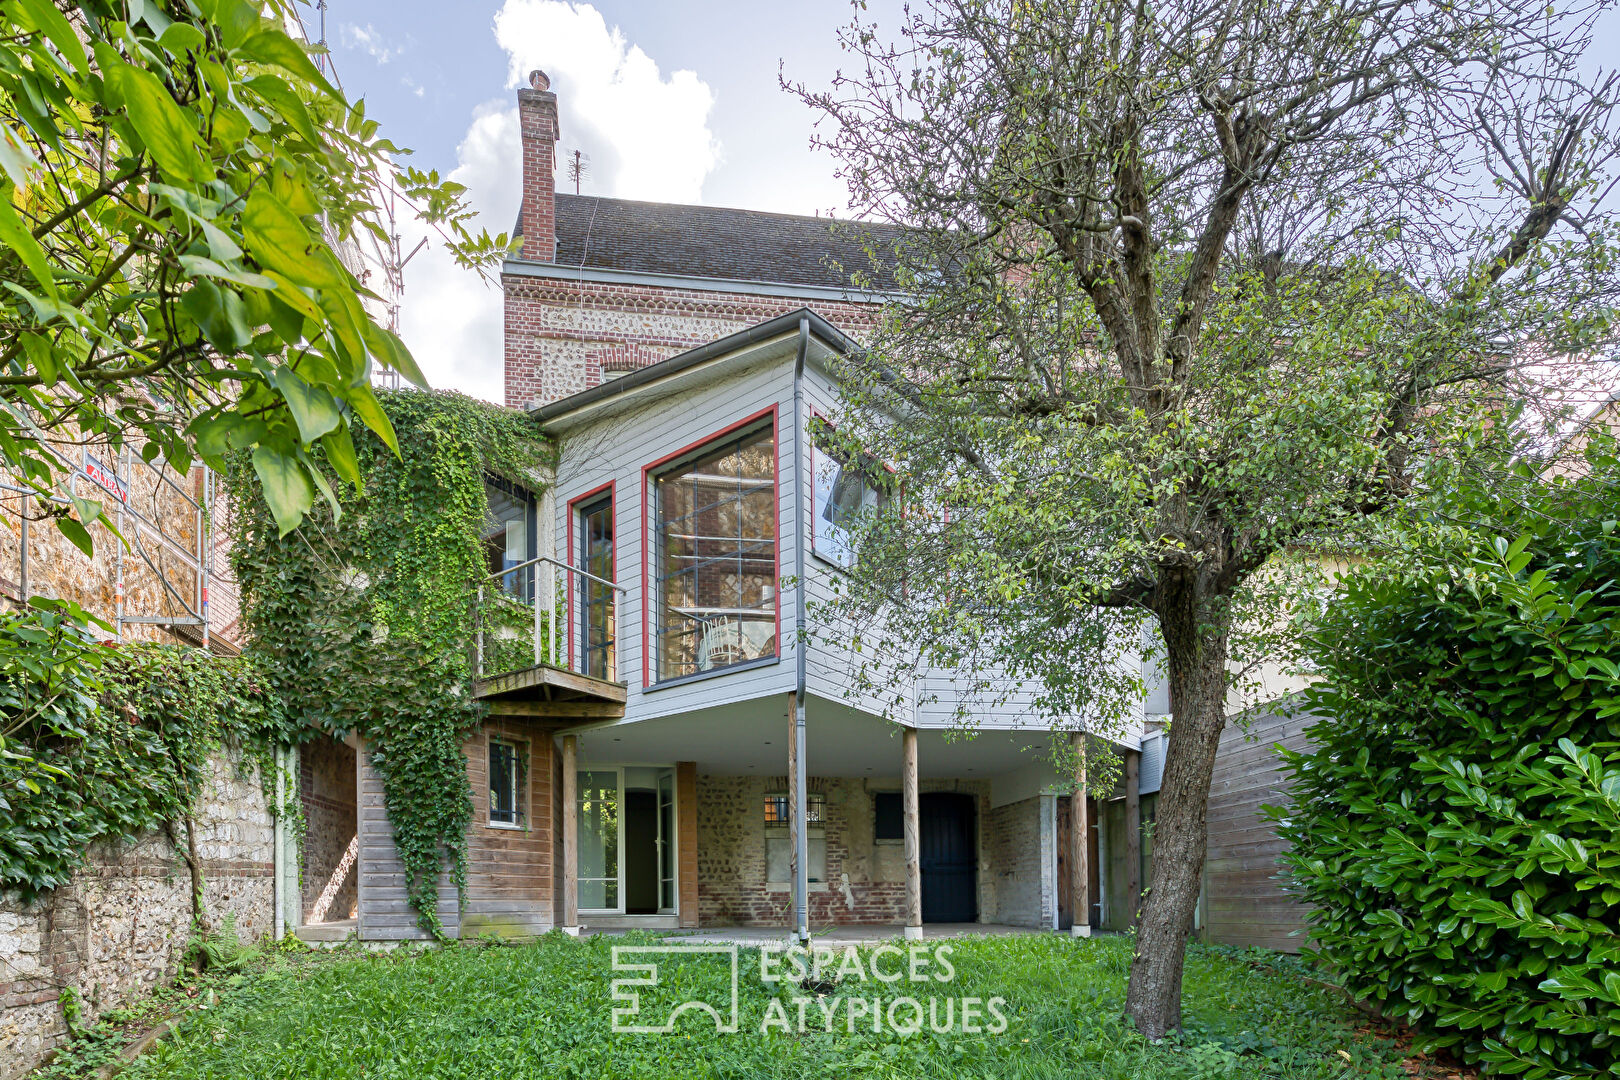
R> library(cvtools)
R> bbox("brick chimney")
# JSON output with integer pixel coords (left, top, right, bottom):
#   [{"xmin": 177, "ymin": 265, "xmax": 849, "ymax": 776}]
[{"xmin": 517, "ymin": 69, "xmax": 558, "ymax": 261}]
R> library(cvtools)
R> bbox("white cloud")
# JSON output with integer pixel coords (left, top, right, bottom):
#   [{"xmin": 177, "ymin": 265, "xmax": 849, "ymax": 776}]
[
  {"xmin": 395, "ymin": 1, "xmax": 722, "ymax": 403},
  {"xmin": 395, "ymin": 106, "xmax": 522, "ymax": 404},
  {"xmin": 493, "ymin": 0, "xmax": 721, "ymax": 202},
  {"xmin": 340, "ymin": 23, "xmax": 400, "ymax": 65}
]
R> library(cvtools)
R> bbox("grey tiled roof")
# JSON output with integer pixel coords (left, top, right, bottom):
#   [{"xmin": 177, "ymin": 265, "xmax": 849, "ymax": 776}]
[{"xmin": 530, "ymin": 194, "xmax": 906, "ymax": 290}]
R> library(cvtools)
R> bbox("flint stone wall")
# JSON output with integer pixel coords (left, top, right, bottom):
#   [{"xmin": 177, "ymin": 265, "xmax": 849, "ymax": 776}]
[{"xmin": 0, "ymin": 752, "xmax": 273, "ymax": 1079}]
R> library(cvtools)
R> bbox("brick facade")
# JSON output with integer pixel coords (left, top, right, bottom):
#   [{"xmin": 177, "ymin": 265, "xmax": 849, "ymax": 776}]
[
  {"xmin": 694, "ymin": 775, "xmax": 1031, "ymax": 928},
  {"xmin": 299, "ymin": 736, "xmax": 358, "ymax": 923},
  {"xmin": 516, "ymin": 72, "xmax": 558, "ymax": 262},
  {"xmin": 502, "ymin": 69, "xmax": 885, "ymax": 410},
  {"xmin": 502, "ymin": 275, "xmax": 883, "ymax": 409},
  {"xmin": 983, "ymin": 796, "xmax": 1055, "ymax": 929}
]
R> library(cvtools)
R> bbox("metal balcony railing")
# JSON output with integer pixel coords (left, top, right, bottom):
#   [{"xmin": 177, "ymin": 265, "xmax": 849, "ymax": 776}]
[{"xmin": 473, "ymin": 555, "xmax": 626, "ymax": 682}]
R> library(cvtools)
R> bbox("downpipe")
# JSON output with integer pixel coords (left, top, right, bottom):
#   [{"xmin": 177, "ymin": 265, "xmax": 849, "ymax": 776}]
[{"xmin": 792, "ymin": 317, "xmax": 811, "ymax": 946}]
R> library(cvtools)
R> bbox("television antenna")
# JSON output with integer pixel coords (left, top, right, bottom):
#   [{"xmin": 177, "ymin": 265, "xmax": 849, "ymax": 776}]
[{"xmin": 567, "ymin": 149, "xmax": 590, "ymax": 194}]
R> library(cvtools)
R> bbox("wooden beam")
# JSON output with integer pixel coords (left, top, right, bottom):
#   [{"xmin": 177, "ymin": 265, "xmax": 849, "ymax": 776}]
[
  {"xmin": 677, "ymin": 762, "xmax": 699, "ymax": 929},
  {"xmin": 1125, "ymin": 749, "xmax": 1142, "ymax": 928},
  {"xmin": 903, "ymin": 725, "xmax": 922, "ymax": 940},
  {"xmin": 484, "ymin": 701, "xmax": 625, "ymax": 719},
  {"xmin": 473, "ymin": 663, "xmax": 628, "ymax": 704},
  {"xmin": 1071, "ymin": 731, "xmax": 1091, "ymax": 937},
  {"xmin": 561, "ymin": 734, "xmax": 579, "ymax": 934}
]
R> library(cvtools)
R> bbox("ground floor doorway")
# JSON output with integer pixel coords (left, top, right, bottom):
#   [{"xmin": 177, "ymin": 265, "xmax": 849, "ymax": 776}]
[
  {"xmin": 578, "ymin": 766, "xmax": 676, "ymax": 916},
  {"xmin": 920, "ymin": 792, "xmax": 978, "ymax": 923}
]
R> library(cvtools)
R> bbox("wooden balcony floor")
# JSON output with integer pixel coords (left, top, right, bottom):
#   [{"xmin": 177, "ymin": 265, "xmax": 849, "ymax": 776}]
[{"xmin": 473, "ymin": 663, "xmax": 627, "ymax": 719}]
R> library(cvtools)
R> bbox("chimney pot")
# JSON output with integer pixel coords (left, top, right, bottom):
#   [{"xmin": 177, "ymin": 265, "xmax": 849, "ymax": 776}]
[{"xmin": 516, "ymin": 72, "xmax": 560, "ymax": 262}]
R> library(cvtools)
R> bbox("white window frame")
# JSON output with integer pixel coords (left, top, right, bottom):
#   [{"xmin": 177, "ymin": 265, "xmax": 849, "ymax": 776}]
[
  {"xmin": 576, "ymin": 763, "xmax": 681, "ymax": 917},
  {"xmin": 810, "ymin": 424, "xmax": 889, "ymax": 570},
  {"xmin": 487, "ymin": 737, "xmax": 523, "ymax": 829},
  {"xmin": 765, "ymin": 791, "xmax": 827, "ymax": 886}
]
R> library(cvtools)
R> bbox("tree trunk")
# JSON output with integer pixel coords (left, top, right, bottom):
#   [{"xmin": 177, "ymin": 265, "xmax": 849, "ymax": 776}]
[{"xmin": 1124, "ymin": 593, "xmax": 1230, "ymax": 1039}]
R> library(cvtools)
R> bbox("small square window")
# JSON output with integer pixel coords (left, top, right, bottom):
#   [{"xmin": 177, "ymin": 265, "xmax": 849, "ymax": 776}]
[
  {"xmin": 873, "ymin": 792, "xmax": 903, "ymax": 841},
  {"xmin": 765, "ymin": 792, "xmax": 823, "ymax": 825},
  {"xmin": 489, "ymin": 739, "xmax": 521, "ymax": 826}
]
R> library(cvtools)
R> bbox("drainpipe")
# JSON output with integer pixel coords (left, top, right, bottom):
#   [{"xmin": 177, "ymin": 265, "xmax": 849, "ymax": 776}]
[
  {"xmin": 272, "ymin": 746, "xmax": 285, "ymax": 941},
  {"xmin": 791, "ymin": 316, "xmax": 811, "ymax": 945}
]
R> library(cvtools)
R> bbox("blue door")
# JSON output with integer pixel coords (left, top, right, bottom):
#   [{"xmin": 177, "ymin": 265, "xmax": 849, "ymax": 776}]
[{"xmin": 920, "ymin": 793, "xmax": 977, "ymax": 923}]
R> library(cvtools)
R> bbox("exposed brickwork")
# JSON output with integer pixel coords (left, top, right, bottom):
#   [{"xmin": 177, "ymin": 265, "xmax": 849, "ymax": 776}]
[
  {"xmin": 1, "ymin": 453, "xmax": 239, "ymax": 649},
  {"xmin": 516, "ymin": 75, "xmax": 558, "ymax": 263},
  {"xmin": 1, "ymin": 754, "xmax": 274, "ymax": 1079},
  {"xmin": 694, "ymin": 775, "xmax": 998, "ymax": 928},
  {"xmin": 502, "ymin": 70, "xmax": 887, "ymax": 410},
  {"xmin": 983, "ymin": 797, "xmax": 1053, "ymax": 929},
  {"xmin": 502, "ymin": 275, "xmax": 884, "ymax": 409},
  {"xmin": 299, "ymin": 736, "xmax": 357, "ymax": 922}
]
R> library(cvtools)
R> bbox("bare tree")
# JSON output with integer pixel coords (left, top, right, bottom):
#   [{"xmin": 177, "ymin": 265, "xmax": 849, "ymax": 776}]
[{"xmin": 791, "ymin": 0, "xmax": 1620, "ymax": 1037}]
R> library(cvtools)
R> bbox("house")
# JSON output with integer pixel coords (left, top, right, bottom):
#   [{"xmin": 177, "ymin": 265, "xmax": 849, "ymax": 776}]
[{"xmin": 289, "ymin": 71, "xmax": 1165, "ymax": 944}]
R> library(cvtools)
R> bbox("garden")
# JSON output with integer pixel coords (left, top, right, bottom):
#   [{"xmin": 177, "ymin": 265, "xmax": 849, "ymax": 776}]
[{"xmin": 40, "ymin": 932, "xmax": 1457, "ymax": 1080}]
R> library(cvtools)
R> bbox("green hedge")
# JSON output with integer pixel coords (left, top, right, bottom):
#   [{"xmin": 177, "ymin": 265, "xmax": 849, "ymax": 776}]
[{"xmin": 1277, "ymin": 490, "xmax": 1620, "ymax": 1077}]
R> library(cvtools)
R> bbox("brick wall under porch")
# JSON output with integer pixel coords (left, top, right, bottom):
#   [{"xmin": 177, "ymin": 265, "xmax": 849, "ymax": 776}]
[{"xmin": 693, "ymin": 775, "xmax": 1053, "ymax": 931}]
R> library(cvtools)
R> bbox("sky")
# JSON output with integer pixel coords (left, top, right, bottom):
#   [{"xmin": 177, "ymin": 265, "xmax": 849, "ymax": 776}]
[
  {"xmin": 310, "ymin": 1, "xmax": 1620, "ymax": 406},
  {"xmin": 310, "ymin": 0, "xmax": 888, "ymax": 403}
]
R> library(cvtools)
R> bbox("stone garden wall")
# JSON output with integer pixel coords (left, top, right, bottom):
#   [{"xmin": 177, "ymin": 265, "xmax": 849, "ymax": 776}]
[{"xmin": 0, "ymin": 753, "xmax": 274, "ymax": 1079}]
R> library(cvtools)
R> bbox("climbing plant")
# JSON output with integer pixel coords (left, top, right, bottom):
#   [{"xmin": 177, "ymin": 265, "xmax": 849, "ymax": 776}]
[
  {"xmin": 0, "ymin": 603, "xmax": 289, "ymax": 908},
  {"xmin": 228, "ymin": 388, "xmax": 549, "ymax": 935}
]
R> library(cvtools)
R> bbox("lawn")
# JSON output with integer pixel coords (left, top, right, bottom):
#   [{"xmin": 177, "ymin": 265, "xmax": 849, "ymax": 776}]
[{"xmin": 93, "ymin": 933, "xmax": 1428, "ymax": 1080}]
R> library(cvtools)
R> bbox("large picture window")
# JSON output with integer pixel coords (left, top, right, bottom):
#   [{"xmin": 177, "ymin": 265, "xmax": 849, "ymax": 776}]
[{"xmin": 652, "ymin": 422, "xmax": 777, "ymax": 682}]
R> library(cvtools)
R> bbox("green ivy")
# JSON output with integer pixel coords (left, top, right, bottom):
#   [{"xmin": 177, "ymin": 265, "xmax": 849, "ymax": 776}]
[
  {"xmin": 228, "ymin": 388, "xmax": 549, "ymax": 936},
  {"xmin": 0, "ymin": 603, "xmax": 289, "ymax": 902},
  {"xmin": 1276, "ymin": 454, "xmax": 1620, "ymax": 1078}
]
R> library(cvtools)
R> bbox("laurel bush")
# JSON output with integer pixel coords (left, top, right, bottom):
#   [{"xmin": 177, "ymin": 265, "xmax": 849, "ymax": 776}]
[{"xmin": 1277, "ymin": 467, "xmax": 1620, "ymax": 1077}]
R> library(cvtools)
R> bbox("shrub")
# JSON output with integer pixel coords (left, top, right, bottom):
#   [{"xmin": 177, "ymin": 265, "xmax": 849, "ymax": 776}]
[{"xmin": 1277, "ymin": 481, "xmax": 1620, "ymax": 1077}]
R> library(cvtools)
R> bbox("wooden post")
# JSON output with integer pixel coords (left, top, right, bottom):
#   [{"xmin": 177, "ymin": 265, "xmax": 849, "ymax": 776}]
[
  {"xmin": 1125, "ymin": 749, "xmax": 1142, "ymax": 928},
  {"xmin": 562, "ymin": 734, "xmax": 579, "ymax": 935},
  {"xmin": 1070, "ymin": 731, "xmax": 1090, "ymax": 937},
  {"xmin": 903, "ymin": 726, "xmax": 922, "ymax": 940},
  {"xmin": 786, "ymin": 692, "xmax": 801, "ymax": 939}
]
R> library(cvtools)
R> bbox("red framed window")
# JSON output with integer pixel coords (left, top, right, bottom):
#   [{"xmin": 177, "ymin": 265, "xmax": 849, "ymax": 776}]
[{"xmin": 648, "ymin": 418, "xmax": 778, "ymax": 683}]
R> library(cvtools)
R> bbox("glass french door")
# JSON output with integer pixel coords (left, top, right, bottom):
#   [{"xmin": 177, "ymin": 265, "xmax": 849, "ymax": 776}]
[
  {"xmin": 576, "ymin": 766, "xmax": 677, "ymax": 916},
  {"xmin": 578, "ymin": 769, "xmax": 621, "ymax": 913},
  {"xmin": 658, "ymin": 770, "xmax": 676, "ymax": 914}
]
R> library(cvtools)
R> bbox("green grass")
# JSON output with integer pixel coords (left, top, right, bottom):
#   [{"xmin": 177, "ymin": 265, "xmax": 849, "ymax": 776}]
[{"xmin": 115, "ymin": 933, "xmax": 1420, "ymax": 1080}]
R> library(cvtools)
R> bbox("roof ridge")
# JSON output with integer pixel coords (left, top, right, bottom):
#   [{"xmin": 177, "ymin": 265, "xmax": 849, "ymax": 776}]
[{"xmin": 553, "ymin": 192, "xmax": 900, "ymax": 230}]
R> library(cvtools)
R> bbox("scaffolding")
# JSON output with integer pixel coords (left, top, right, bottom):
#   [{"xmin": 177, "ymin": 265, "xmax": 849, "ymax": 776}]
[{"xmin": 1, "ymin": 447, "xmax": 233, "ymax": 650}]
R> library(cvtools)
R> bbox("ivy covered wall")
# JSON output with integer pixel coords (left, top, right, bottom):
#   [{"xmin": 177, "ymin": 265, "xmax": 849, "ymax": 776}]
[{"xmin": 227, "ymin": 389, "xmax": 551, "ymax": 934}]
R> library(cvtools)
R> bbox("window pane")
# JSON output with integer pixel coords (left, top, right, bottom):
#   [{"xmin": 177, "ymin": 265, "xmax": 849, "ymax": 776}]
[
  {"xmin": 655, "ymin": 424, "xmax": 777, "ymax": 681},
  {"xmin": 489, "ymin": 741, "xmax": 517, "ymax": 824},
  {"xmin": 658, "ymin": 771, "xmax": 676, "ymax": 911},
  {"xmin": 812, "ymin": 437, "xmax": 887, "ymax": 568},
  {"xmin": 579, "ymin": 770, "xmax": 620, "ymax": 911},
  {"xmin": 873, "ymin": 792, "xmax": 902, "ymax": 841},
  {"xmin": 577, "ymin": 496, "xmax": 615, "ymax": 680}
]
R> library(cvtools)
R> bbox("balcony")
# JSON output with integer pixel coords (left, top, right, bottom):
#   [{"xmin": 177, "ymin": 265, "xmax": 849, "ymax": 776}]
[{"xmin": 472, "ymin": 555, "xmax": 627, "ymax": 719}]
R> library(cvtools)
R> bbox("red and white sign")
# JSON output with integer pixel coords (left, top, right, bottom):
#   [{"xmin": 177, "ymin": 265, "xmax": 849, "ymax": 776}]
[{"xmin": 83, "ymin": 453, "xmax": 129, "ymax": 505}]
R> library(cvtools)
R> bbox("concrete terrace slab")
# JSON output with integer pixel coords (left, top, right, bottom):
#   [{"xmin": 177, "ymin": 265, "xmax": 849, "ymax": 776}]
[{"xmin": 583, "ymin": 923, "xmax": 1052, "ymax": 946}]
